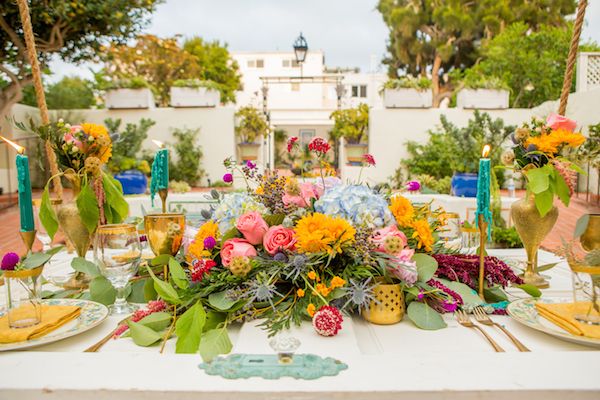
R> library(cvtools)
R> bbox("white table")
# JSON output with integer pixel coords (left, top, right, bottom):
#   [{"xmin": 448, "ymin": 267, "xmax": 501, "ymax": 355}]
[{"xmin": 0, "ymin": 250, "xmax": 598, "ymax": 399}]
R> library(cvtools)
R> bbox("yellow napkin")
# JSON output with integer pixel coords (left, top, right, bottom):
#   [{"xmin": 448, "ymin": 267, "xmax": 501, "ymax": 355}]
[
  {"xmin": 536, "ymin": 302, "xmax": 600, "ymax": 339},
  {"xmin": 0, "ymin": 304, "xmax": 81, "ymax": 343}
]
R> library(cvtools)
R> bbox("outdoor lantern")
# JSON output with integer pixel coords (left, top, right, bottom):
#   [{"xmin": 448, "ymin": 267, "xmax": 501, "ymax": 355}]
[{"xmin": 293, "ymin": 32, "xmax": 308, "ymax": 64}]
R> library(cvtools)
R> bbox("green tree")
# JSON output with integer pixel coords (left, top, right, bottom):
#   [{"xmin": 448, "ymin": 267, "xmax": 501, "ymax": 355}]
[
  {"xmin": 0, "ymin": 0, "xmax": 161, "ymax": 118},
  {"xmin": 464, "ymin": 23, "xmax": 600, "ymax": 108},
  {"xmin": 376, "ymin": 0, "xmax": 576, "ymax": 106},
  {"xmin": 235, "ymin": 106, "xmax": 269, "ymax": 143},
  {"xmin": 21, "ymin": 76, "xmax": 95, "ymax": 109},
  {"xmin": 329, "ymin": 103, "xmax": 369, "ymax": 144},
  {"xmin": 183, "ymin": 37, "xmax": 242, "ymax": 104},
  {"xmin": 168, "ymin": 127, "xmax": 204, "ymax": 185}
]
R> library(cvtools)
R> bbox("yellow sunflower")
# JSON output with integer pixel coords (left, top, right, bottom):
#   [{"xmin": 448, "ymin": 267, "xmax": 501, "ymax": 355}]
[
  {"xmin": 389, "ymin": 195, "xmax": 414, "ymax": 227},
  {"xmin": 294, "ymin": 213, "xmax": 355, "ymax": 255},
  {"xmin": 411, "ymin": 219, "xmax": 434, "ymax": 252},
  {"xmin": 525, "ymin": 129, "xmax": 586, "ymax": 156}
]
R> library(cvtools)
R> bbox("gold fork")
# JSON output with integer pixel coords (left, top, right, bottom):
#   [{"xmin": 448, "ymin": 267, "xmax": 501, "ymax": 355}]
[
  {"xmin": 83, "ymin": 316, "xmax": 130, "ymax": 353},
  {"xmin": 455, "ymin": 310, "xmax": 505, "ymax": 352},
  {"xmin": 473, "ymin": 307, "xmax": 530, "ymax": 352}
]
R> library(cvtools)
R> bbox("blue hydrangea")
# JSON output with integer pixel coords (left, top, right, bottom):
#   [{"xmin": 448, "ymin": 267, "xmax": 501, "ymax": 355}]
[
  {"xmin": 213, "ymin": 192, "xmax": 267, "ymax": 233},
  {"xmin": 314, "ymin": 185, "xmax": 393, "ymax": 228}
]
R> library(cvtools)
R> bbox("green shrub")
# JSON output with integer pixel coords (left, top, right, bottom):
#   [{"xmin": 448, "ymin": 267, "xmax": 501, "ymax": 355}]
[
  {"xmin": 492, "ymin": 226, "xmax": 523, "ymax": 248},
  {"xmin": 235, "ymin": 106, "xmax": 269, "ymax": 143},
  {"xmin": 383, "ymin": 76, "xmax": 432, "ymax": 91},
  {"xmin": 106, "ymin": 118, "xmax": 155, "ymax": 174},
  {"xmin": 329, "ymin": 103, "xmax": 369, "ymax": 144},
  {"xmin": 172, "ymin": 79, "xmax": 221, "ymax": 91},
  {"xmin": 168, "ymin": 127, "xmax": 204, "ymax": 185}
]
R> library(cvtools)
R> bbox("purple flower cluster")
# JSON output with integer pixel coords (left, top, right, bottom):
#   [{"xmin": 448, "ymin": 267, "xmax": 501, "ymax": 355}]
[
  {"xmin": 1, "ymin": 252, "xmax": 20, "ymax": 271},
  {"xmin": 432, "ymin": 254, "xmax": 523, "ymax": 290}
]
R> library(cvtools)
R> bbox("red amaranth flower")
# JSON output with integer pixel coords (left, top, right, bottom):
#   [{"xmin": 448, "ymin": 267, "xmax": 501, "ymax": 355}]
[
  {"xmin": 427, "ymin": 279, "xmax": 463, "ymax": 306},
  {"xmin": 113, "ymin": 300, "xmax": 168, "ymax": 338},
  {"xmin": 432, "ymin": 254, "xmax": 523, "ymax": 290},
  {"xmin": 191, "ymin": 259, "xmax": 217, "ymax": 283},
  {"xmin": 312, "ymin": 305, "xmax": 343, "ymax": 337},
  {"xmin": 308, "ymin": 137, "xmax": 330, "ymax": 155},
  {"xmin": 363, "ymin": 153, "xmax": 376, "ymax": 166},
  {"xmin": 287, "ymin": 136, "xmax": 299, "ymax": 152},
  {"xmin": 551, "ymin": 159, "xmax": 575, "ymax": 197}
]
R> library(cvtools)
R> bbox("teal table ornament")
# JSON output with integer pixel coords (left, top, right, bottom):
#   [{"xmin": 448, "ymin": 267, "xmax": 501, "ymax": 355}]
[{"xmin": 199, "ymin": 354, "xmax": 348, "ymax": 380}]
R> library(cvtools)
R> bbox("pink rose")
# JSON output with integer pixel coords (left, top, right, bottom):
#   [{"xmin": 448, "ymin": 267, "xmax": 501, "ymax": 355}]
[
  {"xmin": 236, "ymin": 211, "xmax": 269, "ymax": 245},
  {"xmin": 371, "ymin": 225, "xmax": 408, "ymax": 254},
  {"xmin": 283, "ymin": 182, "xmax": 323, "ymax": 208},
  {"xmin": 263, "ymin": 225, "xmax": 296, "ymax": 255},
  {"xmin": 69, "ymin": 125, "xmax": 82, "ymax": 134},
  {"xmin": 546, "ymin": 113, "xmax": 577, "ymax": 132},
  {"xmin": 220, "ymin": 238, "xmax": 257, "ymax": 267}
]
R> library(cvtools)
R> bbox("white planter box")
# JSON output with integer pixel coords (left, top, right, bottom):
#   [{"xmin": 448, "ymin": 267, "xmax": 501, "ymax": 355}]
[
  {"xmin": 383, "ymin": 88, "xmax": 432, "ymax": 108},
  {"xmin": 456, "ymin": 89, "xmax": 509, "ymax": 109},
  {"xmin": 105, "ymin": 89, "xmax": 154, "ymax": 109},
  {"xmin": 170, "ymin": 87, "xmax": 220, "ymax": 107}
]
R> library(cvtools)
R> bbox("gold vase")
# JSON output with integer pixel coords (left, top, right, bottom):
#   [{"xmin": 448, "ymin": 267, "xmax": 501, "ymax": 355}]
[
  {"xmin": 57, "ymin": 201, "xmax": 94, "ymax": 289},
  {"xmin": 144, "ymin": 213, "xmax": 185, "ymax": 256},
  {"xmin": 511, "ymin": 196, "xmax": 558, "ymax": 289},
  {"xmin": 580, "ymin": 214, "xmax": 600, "ymax": 251},
  {"xmin": 363, "ymin": 281, "xmax": 405, "ymax": 325}
]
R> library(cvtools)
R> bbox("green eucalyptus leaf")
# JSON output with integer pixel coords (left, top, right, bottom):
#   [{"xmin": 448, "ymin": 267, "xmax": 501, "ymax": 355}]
[
  {"xmin": 534, "ymin": 189, "xmax": 554, "ymax": 217},
  {"xmin": 537, "ymin": 262, "xmax": 559, "ymax": 272},
  {"xmin": 436, "ymin": 278, "xmax": 483, "ymax": 307},
  {"xmin": 44, "ymin": 245, "xmax": 64, "ymax": 257},
  {"xmin": 483, "ymin": 286, "xmax": 508, "ymax": 303},
  {"xmin": 102, "ymin": 173, "xmax": 129, "ymax": 223},
  {"xmin": 127, "ymin": 320, "xmax": 163, "ymax": 347},
  {"xmin": 150, "ymin": 254, "xmax": 172, "ymax": 266},
  {"xmin": 413, "ymin": 253, "xmax": 438, "ymax": 282},
  {"xmin": 89, "ymin": 276, "xmax": 116, "ymax": 305},
  {"xmin": 515, "ymin": 284, "xmax": 542, "ymax": 298},
  {"xmin": 76, "ymin": 184, "xmax": 100, "ymax": 233},
  {"xmin": 143, "ymin": 276, "xmax": 158, "ymax": 301},
  {"xmin": 71, "ymin": 257, "xmax": 100, "ymax": 278},
  {"xmin": 574, "ymin": 214, "xmax": 590, "ymax": 238},
  {"xmin": 208, "ymin": 291, "xmax": 237, "ymax": 311},
  {"xmin": 169, "ymin": 258, "xmax": 189, "ymax": 289},
  {"xmin": 39, "ymin": 186, "xmax": 59, "ymax": 239},
  {"xmin": 406, "ymin": 301, "xmax": 446, "ymax": 330},
  {"xmin": 175, "ymin": 301, "xmax": 206, "ymax": 354},
  {"xmin": 526, "ymin": 167, "xmax": 550, "ymax": 194},
  {"xmin": 22, "ymin": 252, "xmax": 51, "ymax": 269},
  {"xmin": 127, "ymin": 278, "xmax": 148, "ymax": 303},
  {"xmin": 204, "ymin": 311, "xmax": 226, "ymax": 332},
  {"xmin": 199, "ymin": 328, "xmax": 232, "ymax": 363},
  {"xmin": 137, "ymin": 312, "xmax": 172, "ymax": 331}
]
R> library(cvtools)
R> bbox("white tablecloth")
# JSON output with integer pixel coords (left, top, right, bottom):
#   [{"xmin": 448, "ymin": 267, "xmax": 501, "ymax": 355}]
[{"xmin": 0, "ymin": 249, "xmax": 598, "ymax": 399}]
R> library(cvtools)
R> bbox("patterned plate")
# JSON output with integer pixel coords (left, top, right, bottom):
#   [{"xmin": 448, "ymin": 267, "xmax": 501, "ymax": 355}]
[
  {"xmin": 0, "ymin": 298, "xmax": 108, "ymax": 351},
  {"xmin": 507, "ymin": 298, "xmax": 600, "ymax": 349}
]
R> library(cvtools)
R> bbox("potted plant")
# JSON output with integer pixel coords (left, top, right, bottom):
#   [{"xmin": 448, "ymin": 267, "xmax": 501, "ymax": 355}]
[
  {"xmin": 104, "ymin": 77, "xmax": 155, "ymax": 109},
  {"xmin": 105, "ymin": 118, "xmax": 155, "ymax": 195},
  {"xmin": 170, "ymin": 79, "xmax": 220, "ymax": 108},
  {"xmin": 456, "ymin": 75, "xmax": 510, "ymax": 109},
  {"xmin": 330, "ymin": 103, "xmax": 369, "ymax": 165},
  {"xmin": 235, "ymin": 106, "xmax": 269, "ymax": 162},
  {"xmin": 382, "ymin": 76, "xmax": 432, "ymax": 108}
]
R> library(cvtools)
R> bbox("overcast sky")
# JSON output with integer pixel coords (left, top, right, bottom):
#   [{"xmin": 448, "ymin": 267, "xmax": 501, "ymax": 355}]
[{"xmin": 49, "ymin": 0, "xmax": 600, "ymax": 82}]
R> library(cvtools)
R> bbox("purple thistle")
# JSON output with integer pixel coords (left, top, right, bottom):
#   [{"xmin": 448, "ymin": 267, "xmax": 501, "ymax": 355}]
[{"xmin": 1, "ymin": 252, "xmax": 20, "ymax": 271}]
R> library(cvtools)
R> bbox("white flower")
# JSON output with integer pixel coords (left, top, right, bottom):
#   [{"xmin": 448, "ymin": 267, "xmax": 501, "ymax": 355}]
[{"xmin": 71, "ymin": 146, "xmax": 79, "ymax": 153}]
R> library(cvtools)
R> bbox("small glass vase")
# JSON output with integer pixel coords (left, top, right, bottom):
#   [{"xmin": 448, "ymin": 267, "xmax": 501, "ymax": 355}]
[
  {"xmin": 4, "ymin": 267, "xmax": 43, "ymax": 328},
  {"xmin": 569, "ymin": 261, "xmax": 600, "ymax": 325},
  {"xmin": 460, "ymin": 227, "xmax": 480, "ymax": 250}
]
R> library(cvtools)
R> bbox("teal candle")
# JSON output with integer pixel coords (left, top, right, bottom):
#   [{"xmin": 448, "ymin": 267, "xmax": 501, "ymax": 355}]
[
  {"xmin": 475, "ymin": 147, "xmax": 492, "ymax": 239},
  {"xmin": 16, "ymin": 153, "xmax": 34, "ymax": 232},
  {"xmin": 150, "ymin": 147, "xmax": 169, "ymax": 206}
]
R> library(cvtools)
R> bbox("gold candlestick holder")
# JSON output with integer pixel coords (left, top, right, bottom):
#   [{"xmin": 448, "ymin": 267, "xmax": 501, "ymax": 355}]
[
  {"xmin": 19, "ymin": 230, "xmax": 37, "ymax": 253},
  {"xmin": 477, "ymin": 215, "xmax": 487, "ymax": 300},
  {"xmin": 159, "ymin": 188, "xmax": 168, "ymax": 213}
]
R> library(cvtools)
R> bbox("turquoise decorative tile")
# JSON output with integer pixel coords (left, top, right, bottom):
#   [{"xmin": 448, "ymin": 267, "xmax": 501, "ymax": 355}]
[{"xmin": 199, "ymin": 354, "xmax": 348, "ymax": 380}]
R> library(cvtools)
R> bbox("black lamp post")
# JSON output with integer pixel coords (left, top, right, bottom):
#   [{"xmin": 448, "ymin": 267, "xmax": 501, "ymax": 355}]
[{"xmin": 293, "ymin": 32, "xmax": 308, "ymax": 76}]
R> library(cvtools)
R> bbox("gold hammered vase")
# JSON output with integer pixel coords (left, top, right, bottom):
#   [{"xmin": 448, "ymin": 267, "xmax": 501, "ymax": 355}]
[
  {"xmin": 56, "ymin": 201, "xmax": 93, "ymax": 258},
  {"xmin": 510, "ymin": 196, "xmax": 558, "ymax": 289},
  {"xmin": 580, "ymin": 214, "xmax": 600, "ymax": 252},
  {"xmin": 363, "ymin": 281, "xmax": 405, "ymax": 325}
]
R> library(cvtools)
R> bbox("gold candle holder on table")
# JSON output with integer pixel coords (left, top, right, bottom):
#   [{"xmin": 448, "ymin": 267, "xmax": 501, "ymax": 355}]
[
  {"xmin": 477, "ymin": 214, "xmax": 487, "ymax": 300},
  {"xmin": 158, "ymin": 188, "xmax": 168, "ymax": 214},
  {"xmin": 19, "ymin": 230, "xmax": 37, "ymax": 253},
  {"xmin": 144, "ymin": 213, "xmax": 185, "ymax": 279}
]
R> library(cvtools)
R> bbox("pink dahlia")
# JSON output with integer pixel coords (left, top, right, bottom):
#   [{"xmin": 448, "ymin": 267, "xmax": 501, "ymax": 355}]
[{"xmin": 312, "ymin": 305, "xmax": 343, "ymax": 337}]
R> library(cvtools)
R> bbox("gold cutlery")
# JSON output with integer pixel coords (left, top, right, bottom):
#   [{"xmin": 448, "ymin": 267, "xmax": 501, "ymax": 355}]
[
  {"xmin": 455, "ymin": 309, "xmax": 505, "ymax": 352},
  {"xmin": 473, "ymin": 306, "xmax": 530, "ymax": 352},
  {"xmin": 83, "ymin": 316, "xmax": 130, "ymax": 353}
]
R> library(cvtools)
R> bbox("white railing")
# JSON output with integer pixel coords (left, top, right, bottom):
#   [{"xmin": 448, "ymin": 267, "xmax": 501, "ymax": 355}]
[{"xmin": 576, "ymin": 52, "xmax": 600, "ymax": 92}]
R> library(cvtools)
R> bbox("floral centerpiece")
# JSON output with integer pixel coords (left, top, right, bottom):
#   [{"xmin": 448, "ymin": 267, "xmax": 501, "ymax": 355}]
[
  {"xmin": 23, "ymin": 119, "xmax": 128, "ymax": 257},
  {"xmin": 108, "ymin": 139, "xmax": 535, "ymax": 361}
]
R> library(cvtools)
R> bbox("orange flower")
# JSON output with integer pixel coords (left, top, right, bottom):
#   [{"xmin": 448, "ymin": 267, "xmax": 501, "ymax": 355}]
[
  {"xmin": 411, "ymin": 219, "xmax": 434, "ymax": 252},
  {"xmin": 316, "ymin": 283, "xmax": 331, "ymax": 297},
  {"xmin": 389, "ymin": 195, "xmax": 414, "ymax": 227},
  {"xmin": 330, "ymin": 276, "xmax": 346, "ymax": 289},
  {"xmin": 296, "ymin": 288, "xmax": 305, "ymax": 298},
  {"xmin": 525, "ymin": 129, "xmax": 586, "ymax": 155},
  {"xmin": 307, "ymin": 271, "xmax": 317, "ymax": 281},
  {"xmin": 307, "ymin": 303, "xmax": 316, "ymax": 317}
]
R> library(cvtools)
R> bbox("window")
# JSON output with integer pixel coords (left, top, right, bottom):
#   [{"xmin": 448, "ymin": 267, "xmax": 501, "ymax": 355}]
[
  {"xmin": 247, "ymin": 60, "xmax": 255, "ymax": 68},
  {"xmin": 247, "ymin": 59, "xmax": 264, "ymax": 68},
  {"xmin": 282, "ymin": 59, "xmax": 300, "ymax": 68},
  {"xmin": 351, "ymin": 85, "xmax": 367, "ymax": 98},
  {"xmin": 300, "ymin": 129, "xmax": 316, "ymax": 145}
]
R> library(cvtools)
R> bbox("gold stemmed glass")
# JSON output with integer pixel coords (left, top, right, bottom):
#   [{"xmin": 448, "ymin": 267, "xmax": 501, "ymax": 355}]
[
  {"xmin": 94, "ymin": 224, "xmax": 141, "ymax": 315},
  {"xmin": 143, "ymin": 213, "xmax": 185, "ymax": 256}
]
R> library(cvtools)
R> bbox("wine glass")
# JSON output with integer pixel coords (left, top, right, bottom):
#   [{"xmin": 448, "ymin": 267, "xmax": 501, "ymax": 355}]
[{"xmin": 94, "ymin": 224, "xmax": 141, "ymax": 315}]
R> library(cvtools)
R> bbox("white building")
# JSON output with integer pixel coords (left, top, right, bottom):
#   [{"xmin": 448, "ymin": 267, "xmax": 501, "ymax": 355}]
[{"xmin": 231, "ymin": 50, "xmax": 386, "ymax": 146}]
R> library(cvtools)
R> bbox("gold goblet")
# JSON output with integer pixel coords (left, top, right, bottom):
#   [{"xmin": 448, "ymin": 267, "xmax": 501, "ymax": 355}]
[{"xmin": 143, "ymin": 213, "xmax": 186, "ymax": 257}]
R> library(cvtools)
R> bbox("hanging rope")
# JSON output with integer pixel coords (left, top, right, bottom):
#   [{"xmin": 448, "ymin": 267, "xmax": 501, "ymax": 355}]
[
  {"xmin": 16, "ymin": 0, "xmax": 63, "ymax": 198},
  {"xmin": 558, "ymin": 0, "xmax": 588, "ymax": 116}
]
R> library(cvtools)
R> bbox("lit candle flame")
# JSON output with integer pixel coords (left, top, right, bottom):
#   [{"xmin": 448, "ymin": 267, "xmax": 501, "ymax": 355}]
[
  {"xmin": 482, "ymin": 144, "xmax": 491, "ymax": 158},
  {"xmin": 0, "ymin": 135, "xmax": 25, "ymax": 154},
  {"xmin": 152, "ymin": 139, "xmax": 165, "ymax": 149}
]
